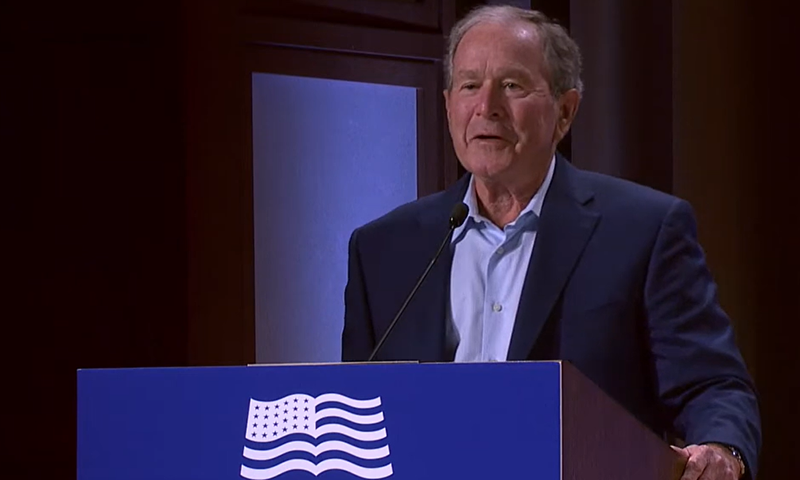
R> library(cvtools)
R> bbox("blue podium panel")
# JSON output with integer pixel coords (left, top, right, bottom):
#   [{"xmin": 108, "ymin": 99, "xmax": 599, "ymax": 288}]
[{"xmin": 78, "ymin": 362, "xmax": 561, "ymax": 480}]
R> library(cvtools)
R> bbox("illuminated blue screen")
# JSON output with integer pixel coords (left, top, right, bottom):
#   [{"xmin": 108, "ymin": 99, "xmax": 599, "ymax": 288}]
[{"xmin": 252, "ymin": 73, "xmax": 418, "ymax": 363}]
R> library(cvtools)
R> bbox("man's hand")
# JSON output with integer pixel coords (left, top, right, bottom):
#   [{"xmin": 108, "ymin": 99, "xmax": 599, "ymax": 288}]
[{"xmin": 672, "ymin": 444, "xmax": 742, "ymax": 480}]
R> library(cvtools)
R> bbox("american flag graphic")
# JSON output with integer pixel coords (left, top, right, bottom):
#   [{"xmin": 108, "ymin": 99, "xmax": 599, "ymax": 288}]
[{"xmin": 240, "ymin": 393, "xmax": 392, "ymax": 479}]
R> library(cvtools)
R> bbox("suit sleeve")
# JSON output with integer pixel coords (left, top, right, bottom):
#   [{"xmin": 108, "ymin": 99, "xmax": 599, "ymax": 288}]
[
  {"xmin": 644, "ymin": 199, "xmax": 761, "ymax": 479},
  {"xmin": 341, "ymin": 228, "xmax": 376, "ymax": 361}
]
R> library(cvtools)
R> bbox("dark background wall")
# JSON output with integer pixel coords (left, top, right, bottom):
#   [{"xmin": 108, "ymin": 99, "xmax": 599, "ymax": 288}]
[
  {"xmin": 4, "ymin": 2, "xmax": 189, "ymax": 477},
  {"xmin": 672, "ymin": 2, "xmax": 800, "ymax": 477},
  {"xmin": 3, "ymin": 0, "xmax": 797, "ymax": 478}
]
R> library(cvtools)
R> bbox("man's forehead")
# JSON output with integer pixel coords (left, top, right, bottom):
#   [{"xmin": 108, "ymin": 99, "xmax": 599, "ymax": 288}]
[
  {"xmin": 454, "ymin": 20, "xmax": 542, "ymax": 62},
  {"xmin": 460, "ymin": 19, "xmax": 540, "ymax": 47},
  {"xmin": 452, "ymin": 20, "xmax": 544, "ymax": 76}
]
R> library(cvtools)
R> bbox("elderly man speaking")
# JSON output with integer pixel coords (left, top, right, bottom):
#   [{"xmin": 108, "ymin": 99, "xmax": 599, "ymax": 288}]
[{"xmin": 341, "ymin": 6, "xmax": 761, "ymax": 480}]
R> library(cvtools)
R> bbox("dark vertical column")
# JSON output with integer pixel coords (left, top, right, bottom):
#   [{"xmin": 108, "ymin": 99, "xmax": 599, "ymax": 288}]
[
  {"xmin": 183, "ymin": 0, "xmax": 255, "ymax": 366},
  {"xmin": 570, "ymin": 0, "xmax": 673, "ymax": 193},
  {"xmin": 674, "ymin": 1, "xmax": 800, "ymax": 478},
  {"xmin": 750, "ymin": 2, "xmax": 800, "ymax": 479},
  {"xmin": 672, "ymin": 0, "xmax": 758, "ymax": 378}
]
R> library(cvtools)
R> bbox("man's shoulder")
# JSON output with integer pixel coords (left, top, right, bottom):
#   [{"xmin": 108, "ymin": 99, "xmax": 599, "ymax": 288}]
[
  {"xmin": 571, "ymin": 165, "xmax": 682, "ymax": 215},
  {"xmin": 559, "ymin": 162, "xmax": 698, "ymax": 239}
]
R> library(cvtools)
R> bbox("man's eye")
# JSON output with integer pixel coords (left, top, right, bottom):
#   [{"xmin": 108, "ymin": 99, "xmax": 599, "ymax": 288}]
[
  {"xmin": 461, "ymin": 83, "xmax": 478, "ymax": 90},
  {"xmin": 503, "ymin": 82, "xmax": 521, "ymax": 90}
]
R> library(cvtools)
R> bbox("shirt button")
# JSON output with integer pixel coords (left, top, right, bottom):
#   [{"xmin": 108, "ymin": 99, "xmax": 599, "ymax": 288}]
[
  {"xmin": 496, "ymin": 247, "xmax": 505, "ymax": 255},
  {"xmin": 492, "ymin": 303, "xmax": 503, "ymax": 312}
]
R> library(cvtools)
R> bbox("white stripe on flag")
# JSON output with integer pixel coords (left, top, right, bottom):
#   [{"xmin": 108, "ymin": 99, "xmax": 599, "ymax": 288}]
[
  {"xmin": 243, "ymin": 441, "xmax": 390, "ymax": 461},
  {"xmin": 315, "ymin": 394, "xmax": 382, "ymax": 409},
  {"xmin": 316, "ymin": 407, "xmax": 384, "ymax": 425},
  {"xmin": 240, "ymin": 459, "xmax": 393, "ymax": 480},
  {"xmin": 314, "ymin": 424, "xmax": 386, "ymax": 441}
]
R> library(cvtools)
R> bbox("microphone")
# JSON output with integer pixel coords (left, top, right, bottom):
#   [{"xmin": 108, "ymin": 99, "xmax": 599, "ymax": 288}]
[{"xmin": 367, "ymin": 202, "xmax": 469, "ymax": 361}]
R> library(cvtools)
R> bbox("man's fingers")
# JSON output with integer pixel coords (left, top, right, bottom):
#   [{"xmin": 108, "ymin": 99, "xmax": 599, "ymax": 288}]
[
  {"xmin": 680, "ymin": 450, "xmax": 708, "ymax": 480},
  {"xmin": 702, "ymin": 463, "xmax": 740, "ymax": 480},
  {"xmin": 703, "ymin": 453, "xmax": 740, "ymax": 480},
  {"xmin": 672, "ymin": 445, "xmax": 690, "ymax": 458},
  {"xmin": 677, "ymin": 444, "xmax": 740, "ymax": 480},
  {"xmin": 696, "ymin": 461, "xmax": 737, "ymax": 480}
]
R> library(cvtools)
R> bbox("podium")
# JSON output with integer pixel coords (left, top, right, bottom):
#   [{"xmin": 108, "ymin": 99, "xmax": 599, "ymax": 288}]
[{"xmin": 77, "ymin": 361, "xmax": 683, "ymax": 480}]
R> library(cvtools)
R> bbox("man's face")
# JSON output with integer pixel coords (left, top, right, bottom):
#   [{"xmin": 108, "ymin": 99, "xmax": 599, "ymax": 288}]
[{"xmin": 444, "ymin": 20, "xmax": 574, "ymax": 183}]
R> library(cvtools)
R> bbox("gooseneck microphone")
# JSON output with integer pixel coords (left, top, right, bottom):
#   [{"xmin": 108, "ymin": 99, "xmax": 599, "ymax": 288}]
[{"xmin": 367, "ymin": 202, "xmax": 469, "ymax": 362}]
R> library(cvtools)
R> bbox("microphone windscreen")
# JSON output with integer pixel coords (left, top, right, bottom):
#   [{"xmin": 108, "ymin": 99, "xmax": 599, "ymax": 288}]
[{"xmin": 449, "ymin": 202, "xmax": 469, "ymax": 228}]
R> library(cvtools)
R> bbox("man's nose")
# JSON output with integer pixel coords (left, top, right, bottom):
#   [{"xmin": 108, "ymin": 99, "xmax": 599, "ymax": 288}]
[{"xmin": 476, "ymin": 85, "xmax": 504, "ymax": 118}]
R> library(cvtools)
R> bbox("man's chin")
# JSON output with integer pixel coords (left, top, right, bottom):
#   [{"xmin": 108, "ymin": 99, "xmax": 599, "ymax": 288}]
[
  {"xmin": 461, "ymin": 157, "xmax": 514, "ymax": 177},
  {"xmin": 465, "ymin": 167, "xmax": 516, "ymax": 185}
]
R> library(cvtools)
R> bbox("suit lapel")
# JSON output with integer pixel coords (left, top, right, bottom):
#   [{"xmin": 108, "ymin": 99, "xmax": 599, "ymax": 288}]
[{"xmin": 506, "ymin": 158, "xmax": 600, "ymax": 361}]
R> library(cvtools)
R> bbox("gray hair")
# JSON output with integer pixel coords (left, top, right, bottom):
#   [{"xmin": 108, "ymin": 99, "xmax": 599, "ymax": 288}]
[{"xmin": 444, "ymin": 5, "xmax": 583, "ymax": 97}]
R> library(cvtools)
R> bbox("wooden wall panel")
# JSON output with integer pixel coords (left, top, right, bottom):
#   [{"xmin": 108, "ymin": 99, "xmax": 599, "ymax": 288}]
[
  {"xmin": 675, "ymin": 1, "xmax": 800, "ymax": 478},
  {"xmin": 569, "ymin": 0, "xmax": 672, "ymax": 192},
  {"xmin": 246, "ymin": 0, "xmax": 442, "ymax": 30},
  {"xmin": 183, "ymin": 0, "xmax": 255, "ymax": 367}
]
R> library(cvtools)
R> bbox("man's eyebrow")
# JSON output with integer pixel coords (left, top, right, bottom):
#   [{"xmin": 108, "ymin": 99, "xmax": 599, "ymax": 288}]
[
  {"xmin": 496, "ymin": 66, "xmax": 534, "ymax": 79},
  {"xmin": 453, "ymin": 67, "xmax": 532, "ymax": 80},
  {"xmin": 453, "ymin": 69, "xmax": 480, "ymax": 80}
]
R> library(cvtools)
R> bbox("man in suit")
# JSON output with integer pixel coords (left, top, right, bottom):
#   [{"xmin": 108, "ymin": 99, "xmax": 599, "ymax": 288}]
[{"xmin": 341, "ymin": 6, "xmax": 760, "ymax": 480}]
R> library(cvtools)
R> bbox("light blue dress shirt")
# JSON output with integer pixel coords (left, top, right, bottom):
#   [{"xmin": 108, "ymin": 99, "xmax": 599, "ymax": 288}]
[{"xmin": 447, "ymin": 156, "xmax": 556, "ymax": 362}]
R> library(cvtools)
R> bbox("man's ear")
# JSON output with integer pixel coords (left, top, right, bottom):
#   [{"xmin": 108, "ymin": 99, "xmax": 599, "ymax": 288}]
[
  {"xmin": 443, "ymin": 89, "xmax": 451, "ymax": 123},
  {"xmin": 554, "ymin": 89, "xmax": 581, "ymax": 144}
]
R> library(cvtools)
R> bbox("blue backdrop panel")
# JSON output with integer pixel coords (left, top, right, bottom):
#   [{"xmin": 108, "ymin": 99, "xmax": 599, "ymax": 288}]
[{"xmin": 251, "ymin": 73, "xmax": 418, "ymax": 364}]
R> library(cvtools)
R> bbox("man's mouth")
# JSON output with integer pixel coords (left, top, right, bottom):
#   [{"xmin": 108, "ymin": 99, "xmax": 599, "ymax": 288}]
[{"xmin": 473, "ymin": 134, "xmax": 505, "ymax": 141}]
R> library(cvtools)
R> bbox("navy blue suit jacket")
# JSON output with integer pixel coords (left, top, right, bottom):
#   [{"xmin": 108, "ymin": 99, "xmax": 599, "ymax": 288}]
[{"xmin": 342, "ymin": 155, "xmax": 761, "ymax": 478}]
